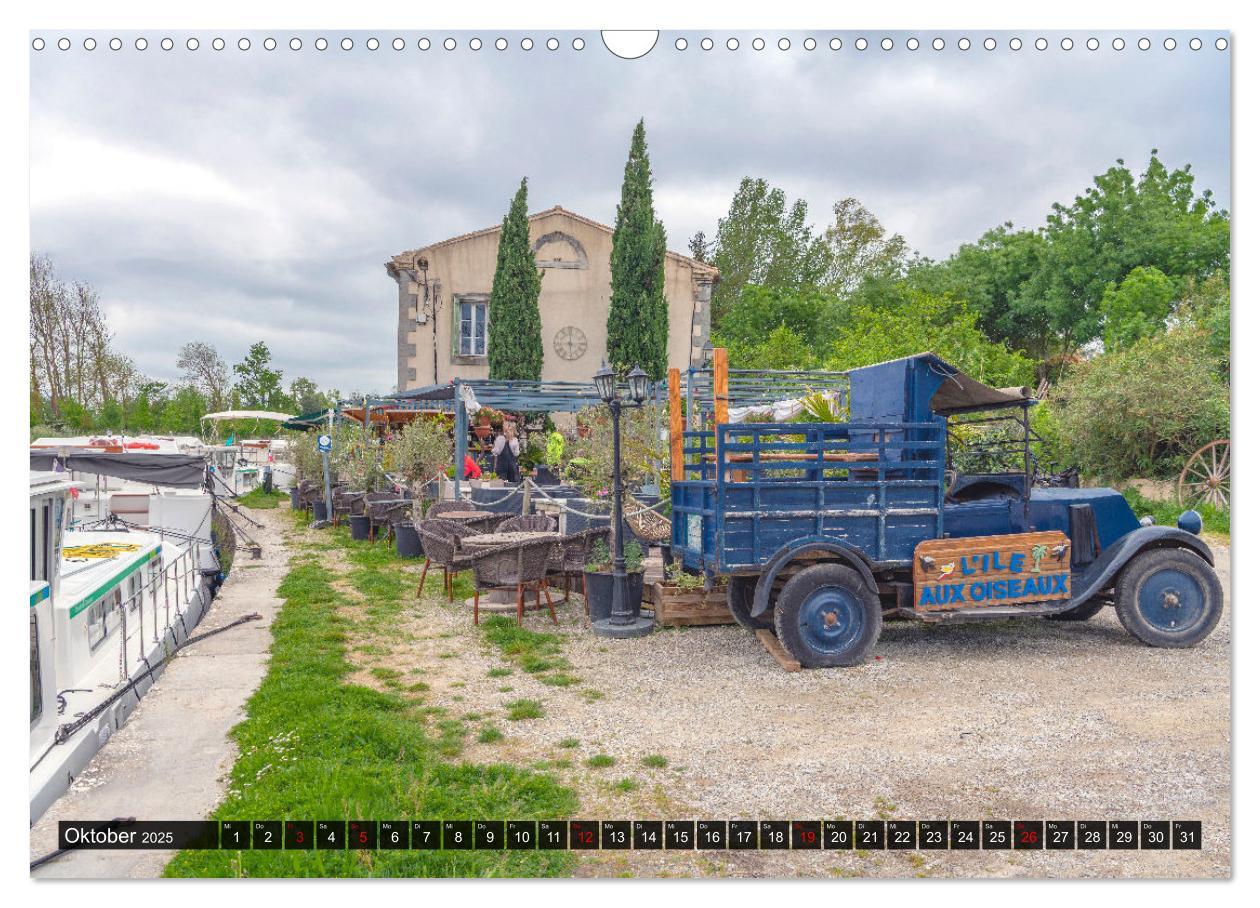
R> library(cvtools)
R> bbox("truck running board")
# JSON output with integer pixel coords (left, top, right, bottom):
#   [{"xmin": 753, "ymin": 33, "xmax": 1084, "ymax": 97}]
[{"xmin": 914, "ymin": 603, "xmax": 1077, "ymax": 623}]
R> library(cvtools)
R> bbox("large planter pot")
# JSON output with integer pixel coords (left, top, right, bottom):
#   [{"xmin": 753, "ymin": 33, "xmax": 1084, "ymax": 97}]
[
  {"xmin": 394, "ymin": 522, "xmax": 423, "ymax": 558},
  {"xmin": 288, "ymin": 488, "xmax": 301, "ymax": 510},
  {"xmin": 349, "ymin": 514, "xmax": 371, "ymax": 540},
  {"xmin": 313, "ymin": 501, "xmax": 329, "ymax": 522},
  {"xmin": 582, "ymin": 569, "xmax": 645, "ymax": 624}
]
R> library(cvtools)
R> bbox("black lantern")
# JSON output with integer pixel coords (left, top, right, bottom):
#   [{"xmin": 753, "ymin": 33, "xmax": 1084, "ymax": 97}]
[
  {"xmin": 593, "ymin": 360, "xmax": 616, "ymax": 403},
  {"xmin": 627, "ymin": 365, "xmax": 650, "ymax": 404}
]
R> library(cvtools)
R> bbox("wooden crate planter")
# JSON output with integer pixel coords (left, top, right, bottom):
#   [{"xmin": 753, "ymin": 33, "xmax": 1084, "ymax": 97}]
[{"xmin": 646, "ymin": 581, "xmax": 736, "ymax": 627}]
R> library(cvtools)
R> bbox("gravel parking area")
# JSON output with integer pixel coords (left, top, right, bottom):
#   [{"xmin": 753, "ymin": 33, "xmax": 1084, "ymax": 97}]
[{"xmin": 366, "ymin": 540, "xmax": 1231, "ymax": 879}]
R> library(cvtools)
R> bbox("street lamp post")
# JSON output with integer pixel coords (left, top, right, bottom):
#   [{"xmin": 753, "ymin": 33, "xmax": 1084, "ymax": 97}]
[{"xmin": 592, "ymin": 362, "xmax": 654, "ymax": 639}]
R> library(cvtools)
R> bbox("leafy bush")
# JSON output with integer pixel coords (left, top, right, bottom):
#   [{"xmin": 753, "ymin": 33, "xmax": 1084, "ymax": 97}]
[
  {"xmin": 1048, "ymin": 324, "xmax": 1228, "ymax": 479},
  {"xmin": 564, "ymin": 404, "xmax": 662, "ymax": 500},
  {"xmin": 826, "ymin": 291, "xmax": 1036, "ymax": 389}
]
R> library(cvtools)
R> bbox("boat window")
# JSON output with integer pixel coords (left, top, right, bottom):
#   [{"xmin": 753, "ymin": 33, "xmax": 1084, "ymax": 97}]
[
  {"xmin": 87, "ymin": 587, "xmax": 122, "ymax": 651},
  {"xmin": 30, "ymin": 613, "xmax": 42, "ymax": 725}
]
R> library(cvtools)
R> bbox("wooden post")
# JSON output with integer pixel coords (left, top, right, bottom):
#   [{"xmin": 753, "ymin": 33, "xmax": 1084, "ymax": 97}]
[
  {"xmin": 668, "ymin": 367, "xmax": 684, "ymax": 482},
  {"xmin": 713, "ymin": 347, "xmax": 729, "ymax": 427}
]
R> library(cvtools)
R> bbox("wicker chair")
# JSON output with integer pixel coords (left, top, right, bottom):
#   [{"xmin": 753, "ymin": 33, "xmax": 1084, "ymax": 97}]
[
  {"xmin": 416, "ymin": 519, "xmax": 479, "ymax": 601},
  {"xmin": 368, "ymin": 498, "xmax": 411, "ymax": 541},
  {"xmin": 497, "ymin": 513, "xmax": 557, "ymax": 534},
  {"xmin": 332, "ymin": 489, "xmax": 364, "ymax": 526},
  {"xmin": 554, "ymin": 526, "xmax": 612, "ymax": 610},
  {"xmin": 461, "ymin": 537, "xmax": 559, "ymax": 626}
]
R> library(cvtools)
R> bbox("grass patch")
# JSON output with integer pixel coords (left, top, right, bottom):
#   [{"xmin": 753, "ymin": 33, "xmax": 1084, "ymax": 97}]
[
  {"xmin": 478, "ymin": 617, "xmax": 577, "ymax": 681},
  {"xmin": 487, "ymin": 667, "xmax": 512, "ymax": 678},
  {"xmin": 557, "ymin": 738, "xmax": 580, "ymax": 749},
  {"xmin": 1121, "ymin": 487, "xmax": 1229, "ymax": 537},
  {"xmin": 505, "ymin": 699, "xmax": 544, "ymax": 721},
  {"xmin": 238, "ymin": 486, "xmax": 288, "ymax": 510},
  {"xmin": 585, "ymin": 754, "xmax": 615, "ymax": 769},
  {"xmin": 164, "ymin": 523, "xmax": 575, "ymax": 878},
  {"xmin": 477, "ymin": 725, "xmax": 504, "ymax": 744},
  {"xmin": 538, "ymin": 672, "xmax": 580, "ymax": 688},
  {"xmin": 641, "ymin": 754, "xmax": 668, "ymax": 769},
  {"xmin": 579, "ymin": 689, "xmax": 604, "ymax": 702},
  {"xmin": 613, "ymin": 778, "xmax": 639, "ymax": 793}
]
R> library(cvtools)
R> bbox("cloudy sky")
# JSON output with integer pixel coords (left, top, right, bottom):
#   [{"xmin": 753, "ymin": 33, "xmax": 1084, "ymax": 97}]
[{"xmin": 30, "ymin": 30, "xmax": 1230, "ymax": 396}]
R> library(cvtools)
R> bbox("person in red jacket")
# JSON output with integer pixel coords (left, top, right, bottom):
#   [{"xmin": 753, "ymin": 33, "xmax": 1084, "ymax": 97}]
[{"xmin": 462, "ymin": 454, "xmax": 482, "ymax": 480}]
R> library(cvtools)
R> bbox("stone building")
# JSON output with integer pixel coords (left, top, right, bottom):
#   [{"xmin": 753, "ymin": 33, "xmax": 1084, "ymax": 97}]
[{"xmin": 385, "ymin": 206, "xmax": 718, "ymax": 391}]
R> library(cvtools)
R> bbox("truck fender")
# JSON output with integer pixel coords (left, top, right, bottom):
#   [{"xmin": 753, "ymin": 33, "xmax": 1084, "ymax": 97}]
[
  {"xmin": 1068, "ymin": 525, "xmax": 1215, "ymax": 606},
  {"xmin": 751, "ymin": 537, "xmax": 878, "ymax": 617}
]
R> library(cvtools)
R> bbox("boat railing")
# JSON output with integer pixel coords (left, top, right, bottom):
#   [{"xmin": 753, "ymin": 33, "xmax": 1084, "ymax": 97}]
[{"xmin": 110, "ymin": 541, "xmax": 203, "ymax": 684}]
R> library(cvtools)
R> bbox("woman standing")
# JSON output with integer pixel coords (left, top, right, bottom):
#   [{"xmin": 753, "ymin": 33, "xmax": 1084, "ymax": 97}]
[{"xmin": 492, "ymin": 421, "xmax": 521, "ymax": 484}]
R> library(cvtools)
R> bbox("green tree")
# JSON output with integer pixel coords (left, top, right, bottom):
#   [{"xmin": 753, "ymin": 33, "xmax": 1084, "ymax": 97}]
[
  {"xmin": 607, "ymin": 119, "xmax": 669, "ymax": 379},
  {"xmin": 487, "ymin": 177, "xmax": 544, "ymax": 381},
  {"xmin": 289, "ymin": 376, "xmax": 330, "ymax": 413},
  {"xmin": 907, "ymin": 225, "xmax": 1050, "ymax": 356},
  {"xmin": 161, "ymin": 385, "xmax": 208, "ymax": 434},
  {"xmin": 822, "ymin": 197, "xmax": 909, "ymax": 295},
  {"xmin": 1100, "ymin": 265, "xmax": 1177, "ymax": 351},
  {"xmin": 232, "ymin": 342, "xmax": 285, "ymax": 409},
  {"xmin": 1019, "ymin": 151, "xmax": 1229, "ymax": 357},
  {"xmin": 825, "ymin": 292, "xmax": 1036, "ymax": 389},
  {"xmin": 1177, "ymin": 271, "xmax": 1230, "ymax": 373},
  {"xmin": 709, "ymin": 177, "xmax": 830, "ymax": 323},
  {"xmin": 712, "ymin": 285, "xmax": 840, "ymax": 370}
]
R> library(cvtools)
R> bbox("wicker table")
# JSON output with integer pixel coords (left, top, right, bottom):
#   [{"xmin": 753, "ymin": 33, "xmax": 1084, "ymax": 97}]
[
  {"xmin": 460, "ymin": 532, "xmax": 561, "ymax": 611},
  {"xmin": 440, "ymin": 510, "xmax": 503, "ymax": 532},
  {"xmin": 462, "ymin": 531, "xmax": 560, "ymax": 550}
]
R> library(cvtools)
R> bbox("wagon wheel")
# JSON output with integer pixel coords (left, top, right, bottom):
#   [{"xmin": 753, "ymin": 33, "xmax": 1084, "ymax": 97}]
[{"xmin": 1178, "ymin": 440, "xmax": 1230, "ymax": 511}]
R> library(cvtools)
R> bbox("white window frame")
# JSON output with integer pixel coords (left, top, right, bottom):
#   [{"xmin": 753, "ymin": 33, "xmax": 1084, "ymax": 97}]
[{"xmin": 456, "ymin": 297, "xmax": 489, "ymax": 358}]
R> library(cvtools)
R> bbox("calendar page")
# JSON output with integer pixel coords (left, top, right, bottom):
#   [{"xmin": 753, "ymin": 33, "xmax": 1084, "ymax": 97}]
[{"xmin": 23, "ymin": 11, "xmax": 1235, "ymax": 891}]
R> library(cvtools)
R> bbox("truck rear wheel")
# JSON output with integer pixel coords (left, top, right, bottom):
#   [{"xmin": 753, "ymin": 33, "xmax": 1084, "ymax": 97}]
[
  {"xmin": 1114, "ymin": 548, "xmax": 1223, "ymax": 648},
  {"xmin": 773, "ymin": 563, "xmax": 881, "ymax": 668},
  {"xmin": 727, "ymin": 575, "xmax": 773, "ymax": 631}
]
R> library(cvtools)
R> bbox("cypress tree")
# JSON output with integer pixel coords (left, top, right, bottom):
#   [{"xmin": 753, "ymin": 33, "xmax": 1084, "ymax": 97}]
[
  {"xmin": 487, "ymin": 177, "xmax": 544, "ymax": 380},
  {"xmin": 607, "ymin": 119, "xmax": 669, "ymax": 380}
]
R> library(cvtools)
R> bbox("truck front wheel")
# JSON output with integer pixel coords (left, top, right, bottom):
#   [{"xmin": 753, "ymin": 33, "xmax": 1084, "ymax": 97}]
[
  {"xmin": 773, "ymin": 563, "xmax": 882, "ymax": 668},
  {"xmin": 727, "ymin": 575, "xmax": 774, "ymax": 631},
  {"xmin": 1114, "ymin": 548, "xmax": 1223, "ymax": 648}
]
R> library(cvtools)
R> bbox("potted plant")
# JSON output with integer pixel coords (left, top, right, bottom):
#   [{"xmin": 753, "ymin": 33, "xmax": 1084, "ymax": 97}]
[
  {"xmin": 531, "ymin": 431, "xmax": 564, "ymax": 485},
  {"xmin": 481, "ymin": 470, "xmax": 502, "ymax": 489},
  {"xmin": 583, "ymin": 537, "xmax": 645, "ymax": 622},
  {"xmin": 382, "ymin": 416, "xmax": 453, "ymax": 523}
]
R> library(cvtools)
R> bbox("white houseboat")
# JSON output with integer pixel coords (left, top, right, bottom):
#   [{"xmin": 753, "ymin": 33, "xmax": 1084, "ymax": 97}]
[{"xmin": 28, "ymin": 467, "xmax": 219, "ymax": 823}]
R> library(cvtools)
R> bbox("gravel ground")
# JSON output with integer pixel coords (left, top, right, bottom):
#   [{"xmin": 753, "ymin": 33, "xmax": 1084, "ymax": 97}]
[{"xmin": 337, "ymin": 532, "xmax": 1231, "ymax": 880}]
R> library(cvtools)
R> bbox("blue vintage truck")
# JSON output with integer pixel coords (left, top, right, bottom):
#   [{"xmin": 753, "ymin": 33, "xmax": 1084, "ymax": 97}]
[{"xmin": 669, "ymin": 353, "xmax": 1223, "ymax": 668}]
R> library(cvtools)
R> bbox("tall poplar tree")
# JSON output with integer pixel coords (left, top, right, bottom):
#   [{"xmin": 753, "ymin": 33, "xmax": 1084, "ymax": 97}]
[
  {"xmin": 607, "ymin": 119, "xmax": 669, "ymax": 379},
  {"xmin": 487, "ymin": 177, "xmax": 544, "ymax": 380}
]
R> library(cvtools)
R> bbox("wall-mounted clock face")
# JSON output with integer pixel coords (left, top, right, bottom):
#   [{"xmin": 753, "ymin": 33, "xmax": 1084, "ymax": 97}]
[{"xmin": 553, "ymin": 326, "xmax": 588, "ymax": 361}]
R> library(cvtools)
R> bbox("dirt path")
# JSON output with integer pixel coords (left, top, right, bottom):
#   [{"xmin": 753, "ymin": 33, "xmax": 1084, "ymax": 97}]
[{"xmin": 29, "ymin": 508, "xmax": 289, "ymax": 878}]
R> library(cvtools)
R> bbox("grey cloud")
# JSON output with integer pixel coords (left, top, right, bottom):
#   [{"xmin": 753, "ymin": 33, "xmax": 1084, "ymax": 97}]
[{"xmin": 31, "ymin": 30, "xmax": 1229, "ymax": 394}]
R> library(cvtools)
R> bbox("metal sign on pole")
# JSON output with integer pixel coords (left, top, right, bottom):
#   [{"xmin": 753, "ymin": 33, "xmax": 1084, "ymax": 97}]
[{"xmin": 318, "ymin": 433, "xmax": 333, "ymax": 525}]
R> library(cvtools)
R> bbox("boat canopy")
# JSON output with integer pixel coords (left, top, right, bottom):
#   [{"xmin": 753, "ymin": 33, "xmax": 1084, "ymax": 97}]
[
  {"xmin": 29, "ymin": 451, "xmax": 208, "ymax": 489},
  {"xmin": 200, "ymin": 409, "xmax": 295, "ymax": 422}
]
